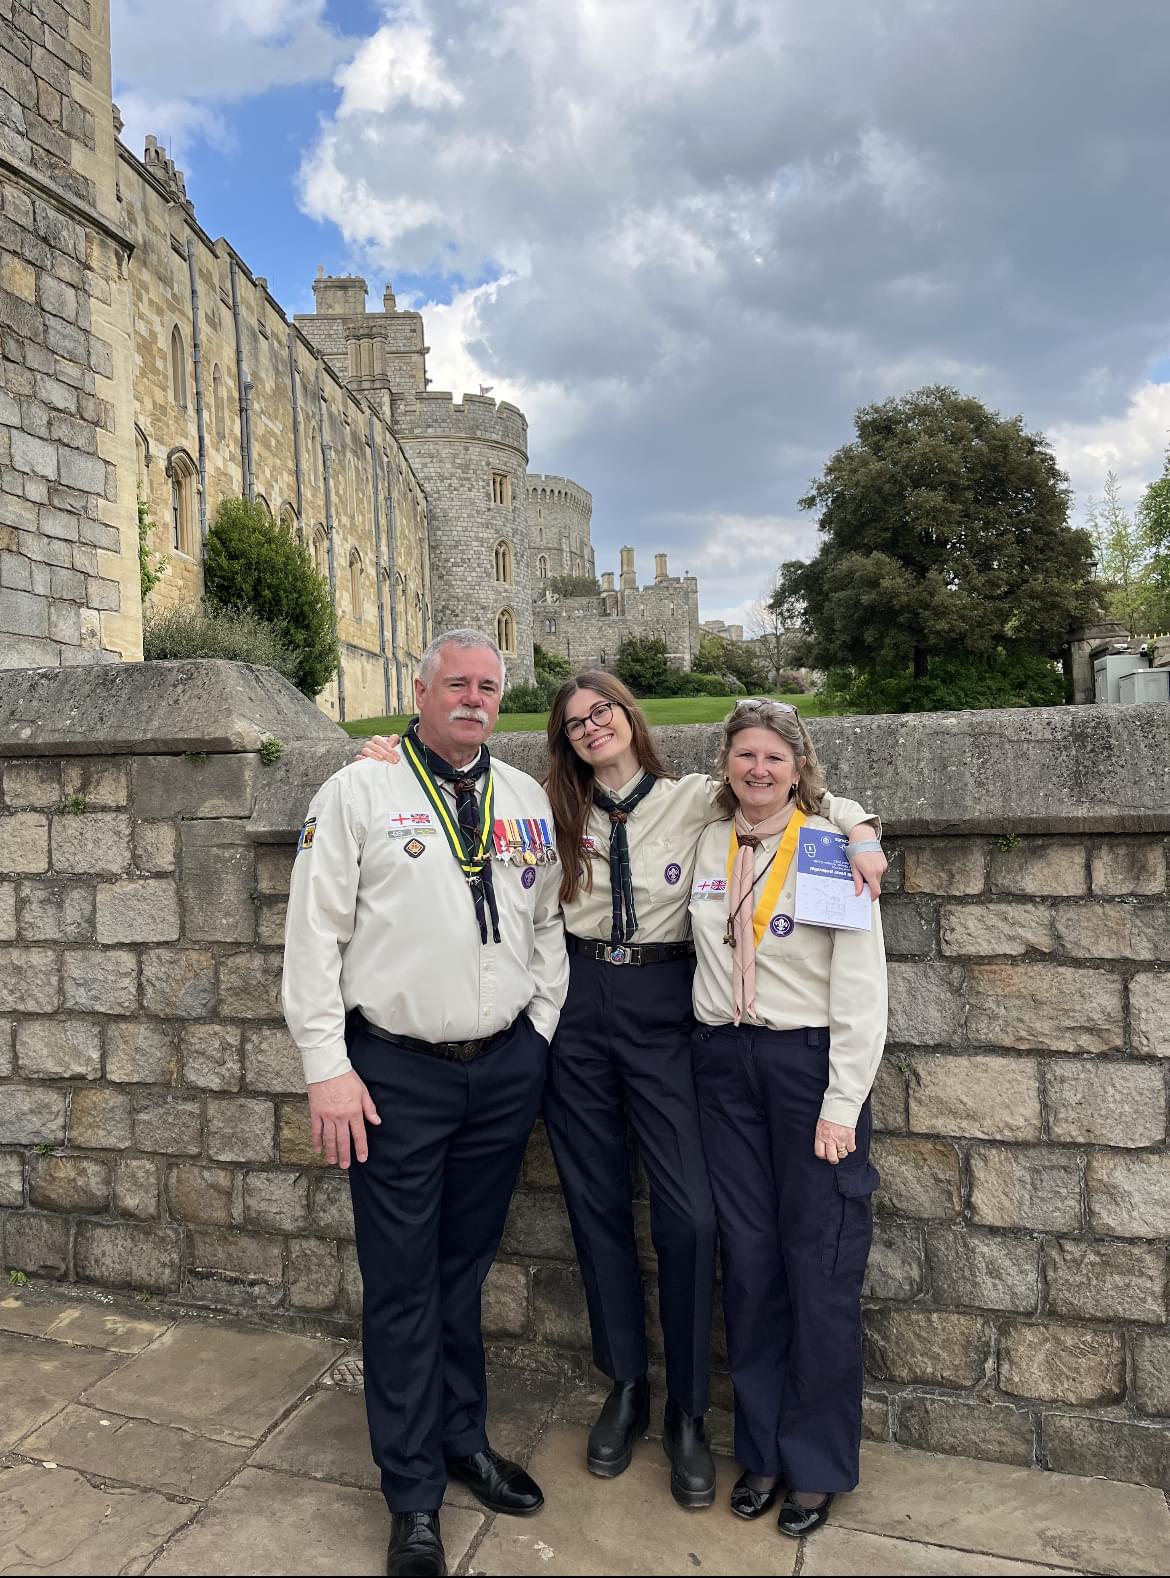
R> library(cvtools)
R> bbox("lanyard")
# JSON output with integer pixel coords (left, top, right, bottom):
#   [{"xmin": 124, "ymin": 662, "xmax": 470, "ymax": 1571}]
[
  {"xmin": 726, "ymin": 812, "xmax": 806, "ymax": 948},
  {"xmin": 401, "ymin": 735, "xmax": 495, "ymax": 878}
]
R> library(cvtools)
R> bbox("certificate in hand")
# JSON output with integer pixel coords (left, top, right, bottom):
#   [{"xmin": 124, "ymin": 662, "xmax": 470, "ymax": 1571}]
[{"xmin": 793, "ymin": 830, "xmax": 873, "ymax": 931}]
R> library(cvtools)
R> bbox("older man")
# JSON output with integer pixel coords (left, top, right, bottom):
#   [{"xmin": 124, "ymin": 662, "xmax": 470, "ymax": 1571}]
[{"xmin": 283, "ymin": 630, "xmax": 568, "ymax": 1578}]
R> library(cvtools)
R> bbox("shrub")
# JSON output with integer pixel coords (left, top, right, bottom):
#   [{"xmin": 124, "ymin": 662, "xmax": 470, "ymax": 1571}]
[
  {"xmin": 616, "ymin": 635, "xmax": 674, "ymax": 696},
  {"xmin": 204, "ymin": 497, "xmax": 338, "ymax": 698},
  {"xmin": 671, "ymin": 671, "xmax": 729, "ymax": 697},
  {"xmin": 824, "ymin": 648, "xmax": 1066, "ymax": 714},
  {"xmin": 142, "ymin": 602, "xmax": 300, "ymax": 683},
  {"xmin": 499, "ymin": 683, "xmax": 547, "ymax": 714},
  {"xmin": 548, "ymin": 574, "xmax": 601, "ymax": 597}
]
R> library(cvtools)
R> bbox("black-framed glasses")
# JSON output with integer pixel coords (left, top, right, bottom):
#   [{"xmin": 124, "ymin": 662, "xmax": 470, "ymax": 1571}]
[{"xmin": 564, "ymin": 700, "xmax": 617, "ymax": 741}]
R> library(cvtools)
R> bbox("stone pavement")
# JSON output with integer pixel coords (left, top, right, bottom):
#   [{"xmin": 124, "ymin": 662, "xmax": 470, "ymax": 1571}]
[{"xmin": 1, "ymin": 1288, "xmax": 1168, "ymax": 1577}]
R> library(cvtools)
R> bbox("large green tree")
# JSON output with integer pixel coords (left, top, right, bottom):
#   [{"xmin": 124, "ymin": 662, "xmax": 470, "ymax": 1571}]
[
  {"xmin": 776, "ymin": 386, "xmax": 1096, "ymax": 696},
  {"xmin": 1086, "ymin": 471, "xmax": 1155, "ymax": 634}
]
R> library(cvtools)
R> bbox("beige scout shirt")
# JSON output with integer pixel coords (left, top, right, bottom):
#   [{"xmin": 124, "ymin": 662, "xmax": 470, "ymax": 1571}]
[
  {"xmin": 282, "ymin": 757, "xmax": 569, "ymax": 1085},
  {"xmin": 690, "ymin": 812, "xmax": 888, "ymax": 1127},
  {"xmin": 563, "ymin": 772, "xmax": 878, "ymax": 946}
]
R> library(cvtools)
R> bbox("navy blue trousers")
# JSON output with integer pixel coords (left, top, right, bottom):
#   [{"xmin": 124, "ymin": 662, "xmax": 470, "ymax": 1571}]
[
  {"xmin": 543, "ymin": 953, "xmax": 717, "ymax": 1415},
  {"xmin": 691, "ymin": 1024, "xmax": 877, "ymax": 1491},
  {"xmin": 347, "ymin": 1013, "xmax": 547, "ymax": 1512}
]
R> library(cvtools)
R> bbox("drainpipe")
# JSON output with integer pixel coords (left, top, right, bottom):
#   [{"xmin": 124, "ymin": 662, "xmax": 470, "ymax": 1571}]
[
  {"xmin": 368, "ymin": 411, "xmax": 391, "ymax": 715},
  {"xmin": 288, "ymin": 329, "xmax": 304, "ymax": 528},
  {"xmin": 229, "ymin": 255, "xmax": 254, "ymax": 498},
  {"xmin": 383, "ymin": 452, "xmax": 404, "ymax": 709},
  {"xmin": 185, "ymin": 239, "xmax": 208, "ymax": 550},
  {"xmin": 322, "ymin": 435, "xmax": 345, "ymax": 722}
]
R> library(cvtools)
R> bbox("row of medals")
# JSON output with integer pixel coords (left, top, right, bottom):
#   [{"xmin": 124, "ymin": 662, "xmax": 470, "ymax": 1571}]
[{"xmin": 492, "ymin": 820, "xmax": 556, "ymax": 866}]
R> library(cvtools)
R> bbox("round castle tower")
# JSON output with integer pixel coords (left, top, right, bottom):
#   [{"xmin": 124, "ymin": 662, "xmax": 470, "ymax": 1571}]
[
  {"xmin": 391, "ymin": 391, "xmax": 535, "ymax": 684},
  {"xmin": 528, "ymin": 474, "xmax": 594, "ymax": 590}
]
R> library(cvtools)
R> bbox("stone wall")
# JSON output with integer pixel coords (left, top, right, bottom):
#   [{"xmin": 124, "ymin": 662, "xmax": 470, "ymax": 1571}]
[
  {"xmin": 1, "ymin": 665, "xmax": 1168, "ymax": 1490},
  {"xmin": 534, "ymin": 561, "xmax": 702, "ymax": 672},
  {"xmin": 529, "ymin": 473, "xmax": 594, "ymax": 588}
]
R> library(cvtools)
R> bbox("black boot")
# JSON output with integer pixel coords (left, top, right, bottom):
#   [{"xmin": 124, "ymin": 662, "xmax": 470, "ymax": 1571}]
[
  {"xmin": 587, "ymin": 1376, "xmax": 651, "ymax": 1478},
  {"xmin": 662, "ymin": 1401, "xmax": 716, "ymax": 1509},
  {"xmin": 386, "ymin": 1511, "xmax": 446, "ymax": 1577}
]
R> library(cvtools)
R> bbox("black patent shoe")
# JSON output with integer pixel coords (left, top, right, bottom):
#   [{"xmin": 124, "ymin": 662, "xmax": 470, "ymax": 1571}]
[
  {"xmin": 587, "ymin": 1376, "xmax": 651, "ymax": 1477},
  {"xmin": 730, "ymin": 1470, "xmax": 779, "ymax": 1520},
  {"xmin": 777, "ymin": 1491, "xmax": 834, "ymax": 1538},
  {"xmin": 445, "ymin": 1445, "xmax": 544, "ymax": 1516},
  {"xmin": 662, "ymin": 1402, "xmax": 716, "ymax": 1509},
  {"xmin": 386, "ymin": 1511, "xmax": 446, "ymax": 1577}
]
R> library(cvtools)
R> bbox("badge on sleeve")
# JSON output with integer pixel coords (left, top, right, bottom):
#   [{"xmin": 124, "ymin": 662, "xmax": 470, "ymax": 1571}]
[
  {"xmin": 404, "ymin": 837, "xmax": 426, "ymax": 859},
  {"xmin": 297, "ymin": 816, "xmax": 317, "ymax": 852}
]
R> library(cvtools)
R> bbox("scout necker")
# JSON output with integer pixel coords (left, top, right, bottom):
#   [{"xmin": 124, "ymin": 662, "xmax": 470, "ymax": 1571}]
[{"xmin": 282, "ymin": 630, "xmax": 569, "ymax": 1578}]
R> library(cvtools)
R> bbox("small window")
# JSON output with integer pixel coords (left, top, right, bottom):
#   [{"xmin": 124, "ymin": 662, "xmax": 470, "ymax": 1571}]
[
  {"xmin": 170, "ymin": 325, "xmax": 187, "ymax": 408},
  {"xmin": 168, "ymin": 451, "xmax": 197, "ymax": 555},
  {"xmin": 497, "ymin": 608, "xmax": 516, "ymax": 654},
  {"xmin": 537, "ymin": 554, "xmax": 548, "ymax": 579},
  {"xmin": 491, "ymin": 472, "xmax": 510, "ymax": 507},
  {"xmin": 545, "ymin": 617, "xmax": 556, "ymax": 634},
  {"xmin": 312, "ymin": 525, "xmax": 328, "ymax": 577},
  {"xmin": 494, "ymin": 539, "xmax": 513, "ymax": 585},
  {"xmin": 350, "ymin": 549, "xmax": 363, "ymax": 621},
  {"xmin": 212, "ymin": 364, "xmax": 225, "ymax": 439}
]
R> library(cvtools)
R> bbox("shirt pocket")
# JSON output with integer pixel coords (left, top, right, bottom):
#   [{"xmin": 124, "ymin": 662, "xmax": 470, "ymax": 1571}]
[{"xmin": 820, "ymin": 1159, "xmax": 880, "ymax": 1277}]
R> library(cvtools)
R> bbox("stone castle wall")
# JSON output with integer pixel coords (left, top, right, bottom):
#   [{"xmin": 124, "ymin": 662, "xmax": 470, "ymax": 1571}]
[
  {"xmin": 535, "ymin": 567, "xmax": 702, "ymax": 671},
  {"xmin": 529, "ymin": 473, "xmax": 594, "ymax": 588},
  {"xmin": 1, "ymin": 665, "xmax": 1168, "ymax": 1491},
  {"xmin": 0, "ymin": 0, "xmax": 140, "ymax": 668}
]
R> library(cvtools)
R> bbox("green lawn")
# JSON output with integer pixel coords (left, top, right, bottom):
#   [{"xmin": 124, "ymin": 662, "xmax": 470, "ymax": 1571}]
[{"xmin": 342, "ymin": 692, "xmax": 827, "ymax": 737}]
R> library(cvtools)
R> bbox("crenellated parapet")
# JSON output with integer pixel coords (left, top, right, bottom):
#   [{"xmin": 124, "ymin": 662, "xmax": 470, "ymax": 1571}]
[{"xmin": 391, "ymin": 391, "xmax": 529, "ymax": 459}]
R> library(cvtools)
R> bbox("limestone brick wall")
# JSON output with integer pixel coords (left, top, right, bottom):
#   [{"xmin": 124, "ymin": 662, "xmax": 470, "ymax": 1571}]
[
  {"xmin": 2, "ymin": 672, "xmax": 1168, "ymax": 1491},
  {"xmin": 528, "ymin": 473, "xmax": 594, "ymax": 590},
  {"xmin": 0, "ymin": 0, "xmax": 140, "ymax": 666},
  {"xmin": 534, "ymin": 573, "xmax": 702, "ymax": 671}
]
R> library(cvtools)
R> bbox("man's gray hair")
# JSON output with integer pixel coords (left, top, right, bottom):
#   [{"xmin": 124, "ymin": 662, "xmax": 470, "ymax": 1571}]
[{"xmin": 418, "ymin": 629, "xmax": 506, "ymax": 685}]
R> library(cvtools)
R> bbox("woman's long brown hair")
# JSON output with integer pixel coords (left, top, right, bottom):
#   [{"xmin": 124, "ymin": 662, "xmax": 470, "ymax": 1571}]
[{"xmin": 546, "ymin": 670, "xmax": 673, "ymax": 906}]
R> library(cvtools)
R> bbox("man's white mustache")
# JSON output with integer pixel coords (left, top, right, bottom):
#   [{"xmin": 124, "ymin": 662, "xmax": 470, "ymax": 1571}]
[{"xmin": 449, "ymin": 706, "xmax": 490, "ymax": 725}]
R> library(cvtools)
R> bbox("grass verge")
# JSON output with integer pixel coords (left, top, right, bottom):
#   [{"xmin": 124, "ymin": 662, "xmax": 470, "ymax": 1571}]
[{"xmin": 342, "ymin": 692, "xmax": 826, "ymax": 737}]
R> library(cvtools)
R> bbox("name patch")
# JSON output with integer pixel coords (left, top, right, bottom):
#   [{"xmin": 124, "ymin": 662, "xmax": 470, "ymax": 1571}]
[
  {"xmin": 297, "ymin": 817, "xmax": 317, "ymax": 851},
  {"xmin": 691, "ymin": 876, "xmax": 727, "ymax": 900}
]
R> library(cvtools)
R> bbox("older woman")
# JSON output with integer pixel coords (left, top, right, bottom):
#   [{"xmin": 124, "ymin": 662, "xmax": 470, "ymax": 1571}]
[{"xmin": 688, "ymin": 699, "xmax": 886, "ymax": 1538}]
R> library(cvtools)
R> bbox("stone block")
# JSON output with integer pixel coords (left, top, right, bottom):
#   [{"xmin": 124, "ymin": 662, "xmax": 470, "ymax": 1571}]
[
  {"xmin": 75, "ymin": 1221, "xmax": 181, "ymax": 1293},
  {"xmin": 207, "ymin": 1097, "xmax": 275, "ymax": 1163},
  {"xmin": 131, "ymin": 755, "xmax": 259, "ymax": 820},
  {"xmin": 185, "ymin": 1227, "xmax": 283, "ymax": 1288},
  {"xmin": 243, "ymin": 1026, "xmax": 303, "ymax": 1094},
  {"xmin": 16, "ymin": 879, "xmax": 94, "ymax": 941},
  {"xmin": 0, "ymin": 809, "xmax": 48, "ymax": 871},
  {"xmin": 999, "ymin": 1320, "xmax": 1124, "ymax": 1406},
  {"xmin": 940, "ymin": 903, "xmax": 1054, "ymax": 957},
  {"xmin": 1133, "ymin": 1332, "xmax": 1170, "ymax": 1417},
  {"xmin": 277, "ymin": 1100, "xmax": 321, "ymax": 1166},
  {"xmin": 288, "ymin": 1236, "xmax": 340, "ymax": 1311},
  {"xmin": 95, "ymin": 879, "xmax": 180, "ymax": 943},
  {"xmin": 62, "ymin": 946, "xmax": 136, "ymax": 1012},
  {"xmin": 873, "ymin": 1136, "xmax": 961, "ymax": 1219},
  {"xmin": 5, "ymin": 1211, "xmax": 69, "ymax": 1277},
  {"xmin": 926, "ymin": 1227, "xmax": 1040, "ymax": 1313},
  {"xmin": 167, "ymin": 1165, "xmax": 242, "ymax": 1228},
  {"xmin": 863, "ymin": 1308, "xmax": 992, "ymax": 1388},
  {"xmin": 887, "ymin": 962, "xmax": 964, "ymax": 1046},
  {"xmin": 904, "ymin": 841, "xmax": 986, "ymax": 895},
  {"xmin": 104, "ymin": 1020, "xmax": 179, "ymax": 1085},
  {"xmin": 500, "ymin": 1191, "xmax": 575, "ymax": 1260},
  {"xmin": 62, "ymin": 759, "xmax": 128, "ymax": 809},
  {"xmin": 217, "ymin": 950, "xmax": 282, "ymax": 1018},
  {"xmin": 1091, "ymin": 841, "xmax": 1166, "ymax": 896},
  {"xmin": 1130, "ymin": 974, "xmax": 1170, "ymax": 1058},
  {"xmin": 181, "ymin": 1024, "xmax": 241, "ymax": 1092},
  {"xmin": 132, "ymin": 1096, "xmax": 203, "ymax": 1157},
  {"xmin": 1087, "ymin": 1151, "xmax": 1170, "ymax": 1238},
  {"xmin": 1054, "ymin": 902, "xmax": 1170, "ymax": 961},
  {"xmin": 1041, "ymin": 1414, "xmax": 1170, "ymax": 1491},
  {"xmin": 68, "ymin": 1085, "xmax": 131, "ymax": 1149},
  {"xmin": 139, "ymin": 948, "xmax": 215, "ymax": 1019},
  {"xmin": 50, "ymin": 811, "xmax": 131, "ymax": 874},
  {"xmin": 339, "ymin": 1242, "xmax": 362, "ymax": 1316},
  {"xmin": 113, "ymin": 1159, "xmax": 160, "ymax": 1220},
  {"xmin": 1045, "ymin": 1239, "xmax": 1167, "ymax": 1325},
  {"xmin": 309, "ymin": 1173, "xmax": 354, "ymax": 1240},
  {"xmin": 0, "ymin": 1151, "xmax": 24, "ymax": 1208},
  {"xmin": 0, "ymin": 880, "xmax": 13, "ymax": 940},
  {"xmin": 522, "ymin": 1121, "xmax": 561, "ymax": 1190},
  {"xmin": 965, "ymin": 964, "xmax": 1122, "ymax": 1053},
  {"xmin": 910, "ymin": 1055, "xmax": 1041, "ymax": 1141},
  {"xmin": 861, "ymin": 1392, "xmax": 891, "ymax": 1442},
  {"xmin": 0, "ymin": 1083, "xmax": 65, "ymax": 1144},
  {"xmin": 256, "ymin": 899, "xmax": 287, "ymax": 945},
  {"xmin": 968, "ymin": 1145, "xmax": 1082, "ymax": 1232},
  {"xmin": 1047, "ymin": 1061, "xmax": 1165, "ymax": 1147},
  {"xmin": 255, "ymin": 845, "xmax": 294, "ymax": 895},
  {"xmin": 895, "ymin": 1396, "xmax": 1034, "ymax": 1468},
  {"xmin": 132, "ymin": 820, "xmax": 176, "ymax": 873},
  {"xmin": 2, "ymin": 759, "xmax": 59, "ymax": 806},
  {"xmin": 29, "ymin": 1152, "xmax": 109, "ymax": 1213},
  {"xmin": 531, "ymin": 1265, "xmax": 592, "ymax": 1350},
  {"xmin": 16, "ymin": 1016, "xmax": 100, "ymax": 1078},
  {"xmin": 990, "ymin": 840, "xmax": 1087, "ymax": 896},
  {"xmin": 880, "ymin": 899, "xmax": 936, "ymax": 956},
  {"xmin": 0, "ymin": 940, "xmax": 57, "ymax": 1003},
  {"xmin": 863, "ymin": 1221, "xmax": 924, "ymax": 1301},
  {"xmin": 482, "ymin": 1261, "xmax": 530, "ymax": 1338},
  {"xmin": 180, "ymin": 826, "xmax": 255, "ymax": 943},
  {"xmin": 243, "ymin": 1170, "xmax": 311, "ymax": 1233}
]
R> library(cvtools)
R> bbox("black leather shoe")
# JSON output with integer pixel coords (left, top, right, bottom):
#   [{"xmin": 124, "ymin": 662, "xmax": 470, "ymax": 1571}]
[
  {"xmin": 730, "ymin": 1470, "xmax": 778, "ymax": 1520},
  {"xmin": 386, "ymin": 1511, "xmax": 446, "ymax": 1577},
  {"xmin": 777, "ymin": 1491, "xmax": 834, "ymax": 1537},
  {"xmin": 662, "ymin": 1402, "xmax": 716, "ymax": 1509},
  {"xmin": 587, "ymin": 1376, "xmax": 651, "ymax": 1477},
  {"xmin": 445, "ymin": 1446, "xmax": 543, "ymax": 1516}
]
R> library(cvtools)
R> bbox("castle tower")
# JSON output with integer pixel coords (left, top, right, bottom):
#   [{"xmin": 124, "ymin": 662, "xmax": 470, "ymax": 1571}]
[
  {"xmin": 620, "ymin": 546, "xmax": 636, "ymax": 592},
  {"xmin": 295, "ymin": 272, "xmax": 429, "ymax": 423},
  {"xmin": 655, "ymin": 553, "xmax": 669, "ymax": 583},
  {"xmin": 527, "ymin": 473, "xmax": 594, "ymax": 589}
]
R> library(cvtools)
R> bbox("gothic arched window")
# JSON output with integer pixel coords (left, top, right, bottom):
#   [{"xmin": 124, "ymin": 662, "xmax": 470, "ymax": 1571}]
[
  {"xmin": 497, "ymin": 608, "xmax": 516, "ymax": 655},
  {"xmin": 494, "ymin": 539, "xmax": 513, "ymax": 585},
  {"xmin": 170, "ymin": 326, "xmax": 188, "ymax": 408}
]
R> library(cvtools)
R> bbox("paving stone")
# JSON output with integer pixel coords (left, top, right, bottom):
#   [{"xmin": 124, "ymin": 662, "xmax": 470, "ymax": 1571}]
[
  {"xmin": 250, "ymin": 1386, "xmax": 378, "ymax": 1487},
  {"xmin": 872, "ymin": 1136, "xmax": 961, "ymax": 1219},
  {"xmin": 999, "ymin": 1321, "xmax": 1125, "ymax": 1407},
  {"xmin": 910, "ymin": 1055, "xmax": 1041, "ymax": 1141},
  {"xmin": 968, "ymin": 1144, "xmax": 1082, "ymax": 1232},
  {"xmin": 1046, "ymin": 1060, "xmax": 1165, "ymax": 1147},
  {"xmin": 0, "ymin": 1462, "xmax": 194, "ymax": 1573},
  {"xmin": 83, "ymin": 1321, "xmax": 342, "ymax": 1445},
  {"xmin": 801, "ymin": 1526, "xmax": 1059, "ymax": 1575},
  {"xmin": 148, "ymin": 1465, "xmax": 482, "ymax": 1577},
  {"xmin": 965, "ymin": 964, "xmax": 1123, "ymax": 1053},
  {"xmin": 835, "ymin": 1439, "xmax": 1170, "ymax": 1573},
  {"xmin": 20, "ymin": 1402, "xmax": 247, "ymax": 1499},
  {"xmin": 894, "ymin": 1396, "xmax": 1034, "ymax": 1469},
  {"xmin": 0, "ymin": 1295, "xmax": 168, "ymax": 1351},
  {"xmin": 0, "ymin": 1329, "xmax": 121, "ymax": 1448}
]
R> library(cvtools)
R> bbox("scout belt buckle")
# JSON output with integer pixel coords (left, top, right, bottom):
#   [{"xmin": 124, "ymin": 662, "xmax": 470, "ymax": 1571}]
[
  {"xmin": 604, "ymin": 944, "xmax": 639, "ymax": 966},
  {"xmin": 440, "ymin": 1038, "xmax": 481, "ymax": 1061}
]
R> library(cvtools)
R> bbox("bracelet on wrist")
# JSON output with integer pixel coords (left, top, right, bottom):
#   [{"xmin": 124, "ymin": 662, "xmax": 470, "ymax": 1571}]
[{"xmin": 847, "ymin": 838, "xmax": 883, "ymax": 855}]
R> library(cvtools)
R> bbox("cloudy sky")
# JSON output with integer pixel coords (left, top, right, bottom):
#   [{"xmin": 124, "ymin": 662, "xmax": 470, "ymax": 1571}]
[{"xmin": 111, "ymin": 0, "xmax": 1170, "ymax": 628}]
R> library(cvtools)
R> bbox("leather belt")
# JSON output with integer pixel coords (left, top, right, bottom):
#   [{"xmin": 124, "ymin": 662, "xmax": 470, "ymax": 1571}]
[
  {"xmin": 566, "ymin": 934, "xmax": 695, "ymax": 967},
  {"xmin": 349, "ymin": 1009, "xmax": 513, "ymax": 1063}
]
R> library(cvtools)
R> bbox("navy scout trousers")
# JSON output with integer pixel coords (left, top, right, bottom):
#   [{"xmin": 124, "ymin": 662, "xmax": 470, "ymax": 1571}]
[
  {"xmin": 692, "ymin": 1023, "xmax": 878, "ymax": 1491},
  {"xmin": 346, "ymin": 1013, "xmax": 547, "ymax": 1512},
  {"xmin": 543, "ymin": 953, "xmax": 717, "ymax": 1415}
]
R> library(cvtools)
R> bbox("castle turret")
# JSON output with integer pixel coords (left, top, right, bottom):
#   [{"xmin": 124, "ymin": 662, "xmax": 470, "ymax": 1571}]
[
  {"xmin": 295, "ymin": 272, "xmax": 429, "ymax": 420},
  {"xmin": 655, "ymin": 552, "xmax": 669, "ymax": 583},
  {"xmin": 527, "ymin": 473, "xmax": 594, "ymax": 587},
  {"xmin": 601, "ymin": 571, "xmax": 615, "ymax": 593},
  {"xmin": 620, "ymin": 546, "xmax": 636, "ymax": 591}
]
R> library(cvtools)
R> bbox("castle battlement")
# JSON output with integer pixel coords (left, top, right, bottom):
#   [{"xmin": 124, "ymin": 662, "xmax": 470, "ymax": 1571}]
[
  {"xmin": 390, "ymin": 390, "xmax": 529, "ymax": 456},
  {"xmin": 528, "ymin": 474, "xmax": 592, "ymax": 515}
]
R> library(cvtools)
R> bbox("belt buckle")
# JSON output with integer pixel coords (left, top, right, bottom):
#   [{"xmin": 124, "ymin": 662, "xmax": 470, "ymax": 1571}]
[
  {"xmin": 444, "ymin": 1039, "xmax": 479, "ymax": 1060},
  {"xmin": 604, "ymin": 945, "xmax": 638, "ymax": 966}
]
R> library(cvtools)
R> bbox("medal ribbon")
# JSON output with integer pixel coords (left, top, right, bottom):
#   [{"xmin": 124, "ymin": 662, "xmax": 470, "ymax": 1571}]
[{"xmin": 725, "ymin": 811, "xmax": 806, "ymax": 948}]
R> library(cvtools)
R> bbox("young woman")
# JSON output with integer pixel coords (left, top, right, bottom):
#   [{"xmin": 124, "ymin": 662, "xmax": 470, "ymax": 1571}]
[{"xmin": 688, "ymin": 699, "xmax": 887, "ymax": 1538}]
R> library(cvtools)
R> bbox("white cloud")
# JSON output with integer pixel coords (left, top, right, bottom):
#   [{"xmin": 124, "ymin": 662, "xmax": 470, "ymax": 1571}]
[
  {"xmin": 336, "ymin": 25, "xmax": 462, "ymax": 116},
  {"xmin": 1050, "ymin": 381, "xmax": 1170, "ymax": 515}
]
